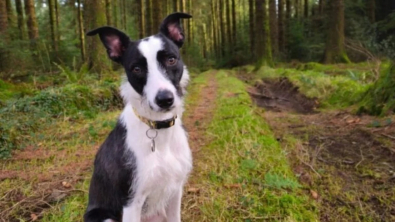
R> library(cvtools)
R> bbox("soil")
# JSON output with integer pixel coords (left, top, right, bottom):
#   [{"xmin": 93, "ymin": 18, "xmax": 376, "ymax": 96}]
[
  {"xmin": 250, "ymin": 78, "xmax": 395, "ymax": 221},
  {"xmin": 248, "ymin": 77, "xmax": 318, "ymax": 114}
]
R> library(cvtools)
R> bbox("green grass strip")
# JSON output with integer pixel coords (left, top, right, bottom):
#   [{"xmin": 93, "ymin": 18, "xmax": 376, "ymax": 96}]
[{"xmin": 194, "ymin": 70, "xmax": 317, "ymax": 221}]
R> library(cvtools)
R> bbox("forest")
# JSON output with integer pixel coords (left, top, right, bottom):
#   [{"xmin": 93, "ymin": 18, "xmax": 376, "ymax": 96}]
[{"xmin": 1, "ymin": 0, "xmax": 395, "ymax": 221}]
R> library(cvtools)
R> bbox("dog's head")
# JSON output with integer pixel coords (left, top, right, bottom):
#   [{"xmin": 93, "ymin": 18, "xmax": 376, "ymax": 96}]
[{"xmin": 87, "ymin": 13, "xmax": 192, "ymax": 120}]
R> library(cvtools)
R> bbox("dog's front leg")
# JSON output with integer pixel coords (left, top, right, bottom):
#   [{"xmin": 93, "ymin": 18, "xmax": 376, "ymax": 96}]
[
  {"xmin": 122, "ymin": 194, "xmax": 146, "ymax": 222},
  {"xmin": 165, "ymin": 188, "xmax": 183, "ymax": 222}
]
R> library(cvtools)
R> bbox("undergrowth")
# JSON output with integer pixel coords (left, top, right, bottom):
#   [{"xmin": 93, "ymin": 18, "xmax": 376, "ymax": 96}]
[
  {"xmin": 249, "ymin": 64, "xmax": 374, "ymax": 109},
  {"xmin": 0, "ymin": 76, "xmax": 122, "ymax": 158}
]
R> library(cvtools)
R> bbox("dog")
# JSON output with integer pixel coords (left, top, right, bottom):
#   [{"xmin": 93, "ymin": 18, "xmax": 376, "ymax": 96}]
[{"xmin": 84, "ymin": 13, "xmax": 193, "ymax": 222}]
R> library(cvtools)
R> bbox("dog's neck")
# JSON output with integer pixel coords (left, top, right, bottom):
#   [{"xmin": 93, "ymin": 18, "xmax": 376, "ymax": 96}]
[{"xmin": 132, "ymin": 107, "xmax": 177, "ymax": 130}]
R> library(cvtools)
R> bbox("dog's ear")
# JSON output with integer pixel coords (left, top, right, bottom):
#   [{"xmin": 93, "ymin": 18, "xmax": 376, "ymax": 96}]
[
  {"xmin": 159, "ymin": 13, "xmax": 192, "ymax": 48},
  {"xmin": 87, "ymin": 26, "xmax": 130, "ymax": 63}
]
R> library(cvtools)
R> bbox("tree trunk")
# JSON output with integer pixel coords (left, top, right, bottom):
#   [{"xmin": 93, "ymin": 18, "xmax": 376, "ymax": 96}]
[
  {"xmin": 295, "ymin": 0, "xmax": 299, "ymax": 18},
  {"xmin": 146, "ymin": 0, "xmax": 153, "ymax": 35},
  {"xmin": 249, "ymin": 0, "xmax": 255, "ymax": 57},
  {"xmin": 211, "ymin": 0, "xmax": 218, "ymax": 57},
  {"xmin": 24, "ymin": 0, "xmax": 39, "ymax": 41},
  {"xmin": 136, "ymin": 0, "xmax": 144, "ymax": 38},
  {"xmin": 173, "ymin": 0, "xmax": 177, "ymax": 12},
  {"xmin": 84, "ymin": 0, "xmax": 111, "ymax": 74},
  {"xmin": 304, "ymin": 0, "xmax": 308, "ymax": 18},
  {"xmin": 77, "ymin": 0, "xmax": 86, "ymax": 61},
  {"xmin": 219, "ymin": 0, "xmax": 225, "ymax": 57},
  {"xmin": 105, "ymin": 0, "xmax": 112, "ymax": 26},
  {"xmin": 5, "ymin": 0, "xmax": 14, "ymax": 26},
  {"xmin": 231, "ymin": 0, "xmax": 236, "ymax": 47},
  {"xmin": 278, "ymin": 0, "xmax": 285, "ymax": 53},
  {"xmin": 255, "ymin": 0, "xmax": 272, "ymax": 68},
  {"xmin": 152, "ymin": 0, "xmax": 162, "ymax": 32},
  {"xmin": 269, "ymin": 0, "xmax": 278, "ymax": 57},
  {"xmin": 0, "ymin": 0, "xmax": 9, "ymax": 71},
  {"xmin": 323, "ymin": 0, "xmax": 349, "ymax": 64},
  {"xmin": 55, "ymin": 0, "xmax": 60, "ymax": 42},
  {"xmin": 48, "ymin": 0, "xmax": 58, "ymax": 52},
  {"xmin": 226, "ymin": 0, "xmax": 231, "ymax": 47},
  {"xmin": 15, "ymin": 0, "xmax": 25, "ymax": 40},
  {"xmin": 319, "ymin": 0, "xmax": 324, "ymax": 14},
  {"xmin": 122, "ymin": 0, "xmax": 127, "ymax": 30},
  {"xmin": 368, "ymin": 0, "xmax": 375, "ymax": 23},
  {"xmin": 286, "ymin": 0, "xmax": 291, "ymax": 20}
]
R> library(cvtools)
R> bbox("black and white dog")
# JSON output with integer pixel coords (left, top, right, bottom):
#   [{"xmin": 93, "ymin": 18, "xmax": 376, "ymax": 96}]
[{"xmin": 84, "ymin": 13, "xmax": 192, "ymax": 222}]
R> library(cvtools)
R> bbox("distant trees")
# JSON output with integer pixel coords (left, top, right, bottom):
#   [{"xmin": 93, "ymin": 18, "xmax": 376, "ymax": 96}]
[
  {"xmin": 323, "ymin": 0, "xmax": 350, "ymax": 63},
  {"xmin": 1, "ymin": 0, "xmax": 395, "ymax": 75}
]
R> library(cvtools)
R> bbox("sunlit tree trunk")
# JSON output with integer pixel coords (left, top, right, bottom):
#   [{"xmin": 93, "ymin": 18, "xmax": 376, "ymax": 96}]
[
  {"xmin": 24, "ymin": 0, "xmax": 39, "ymax": 42},
  {"xmin": 48, "ymin": 0, "xmax": 58, "ymax": 52},
  {"xmin": 85, "ymin": 0, "xmax": 111, "ymax": 74},
  {"xmin": 269, "ymin": 0, "xmax": 278, "ymax": 57},
  {"xmin": 255, "ymin": 0, "xmax": 272, "ymax": 67},
  {"xmin": 77, "ymin": 0, "xmax": 85, "ymax": 61},
  {"xmin": 15, "ymin": 0, "xmax": 25, "ymax": 40},
  {"xmin": 323, "ymin": 0, "xmax": 349, "ymax": 64}
]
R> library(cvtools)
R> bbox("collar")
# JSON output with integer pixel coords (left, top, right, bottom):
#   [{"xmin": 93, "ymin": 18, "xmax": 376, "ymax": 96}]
[{"xmin": 133, "ymin": 108, "xmax": 177, "ymax": 129}]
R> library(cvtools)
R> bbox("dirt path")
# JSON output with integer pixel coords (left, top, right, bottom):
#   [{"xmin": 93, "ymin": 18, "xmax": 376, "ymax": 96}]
[
  {"xmin": 249, "ymin": 77, "xmax": 395, "ymax": 222},
  {"xmin": 181, "ymin": 72, "xmax": 218, "ymax": 220}
]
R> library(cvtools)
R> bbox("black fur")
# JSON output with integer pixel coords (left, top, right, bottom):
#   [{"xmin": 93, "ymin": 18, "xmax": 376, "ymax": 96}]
[{"xmin": 84, "ymin": 122, "xmax": 136, "ymax": 222}]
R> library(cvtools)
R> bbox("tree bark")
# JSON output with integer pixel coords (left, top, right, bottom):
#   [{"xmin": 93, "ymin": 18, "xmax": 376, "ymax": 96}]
[
  {"xmin": 295, "ymin": 0, "xmax": 299, "ymax": 18},
  {"xmin": 219, "ymin": 0, "xmax": 225, "ymax": 57},
  {"xmin": 255, "ymin": 0, "xmax": 272, "ymax": 67},
  {"xmin": 152, "ymin": 0, "xmax": 162, "ymax": 32},
  {"xmin": 278, "ymin": 0, "xmax": 285, "ymax": 53},
  {"xmin": 136, "ymin": 0, "xmax": 144, "ymax": 38},
  {"xmin": 84, "ymin": 0, "xmax": 111, "ymax": 74},
  {"xmin": 122, "ymin": 0, "xmax": 127, "ymax": 30},
  {"xmin": 77, "ymin": 0, "xmax": 86, "ymax": 61},
  {"xmin": 0, "ymin": 0, "xmax": 9, "ymax": 70},
  {"xmin": 323, "ymin": 0, "xmax": 349, "ymax": 64},
  {"xmin": 249, "ymin": 0, "xmax": 255, "ymax": 56},
  {"xmin": 226, "ymin": 0, "xmax": 231, "ymax": 46},
  {"xmin": 5, "ymin": 0, "xmax": 14, "ymax": 26},
  {"xmin": 286, "ymin": 0, "xmax": 291, "ymax": 20},
  {"xmin": 105, "ymin": 0, "xmax": 112, "ymax": 26},
  {"xmin": 304, "ymin": 0, "xmax": 309, "ymax": 18},
  {"xmin": 146, "ymin": 0, "xmax": 153, "ymax": 35},
  {"xmin": 55, "ymin": 0, "xmax": 60, "ymax": 42},
  {"xmin": 319, "ymin": 0, "xmax": 324, "ymax": 14},
  {"xmin": 368, "ymin": 0, "xmax": 375, "ymax": 23},
  {"xmin": 48, "ymin": 0, "xmax": 58, "ymax": 51},
  {"xmin": 24, "ymin": 0, "xmax": 39, "ymax": 41},
  {"xmin": 173, "ymin": 0, "xmax": 177, "ymax": 12},
  {"xmin": 269, "ymin": 0, "xmax": 278, "ymax": 57},
  {"xmin": 15, "ymin": 0, "xmax": 25, "ymax": 40},
  {"xmin": 231, "ymin": 0, "xmax": 236, "ymax": 47}
]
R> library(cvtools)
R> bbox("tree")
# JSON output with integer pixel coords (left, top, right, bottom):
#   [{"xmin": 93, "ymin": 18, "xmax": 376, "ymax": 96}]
[
  {"xmin": 249, "ymin": 0, "xmax": 255, "ymax": 56},
  {"xmin": 269, "ymin": 0, "xmax": 278, "ymax": 57},
  {"xmin": 231, "ymin": 0, "xmax": 236, "ymax": 47},
  {"xmin": 255, "ymin": 0, "xmax": 272, "ymax": 68},
  {"xmin": 323, "ymin": 0, "xmax": 350, "ymax": 63},
  {"xmin": 5, "ymin": 0, "xmax": 14, "ymax": 26},
  {"xmin": 24, "ymin": 0, "xmax": 39, "ymax": 42},
  {"xmin": 226, "ymin": 0, "xmax": 231, "ymax": 47},
  {"xmin": 0, "ymin": 0, "xmax": 9, "ymax": 71},
  {"xmin": 304, "ymin": 0, "xmax": 309, "ymax": 18},
  {"xmin": 15, "ymin": 0, "xmax": 25, "ymax": 39},
  {"xmin": 77, "ymin": 0, "xmax": 85, "ymax": 61},
  {"xmin": 146, "ymin": 0, "xmax": 153, "ymax": 35},
  {"xmin": 105, "ymin": 0, "xmax": 112, "ymax": 26},
  {"xmin": 219, "ymin": 0, "xmax": 225, "ymax": 57},
  {"xmin": 136, "ymin": 0, "xmax": 144, "ymax": 38},
  {"xmin": 48, "ymin": 0, "xmax": 58, "ymax": 51},
  {"xmin": 368, "ymin": 0, "xmax": 375, "ymax": 23},
  {"xmin": 84, "ymin": 0, "xmax": 112, "ymax": 74},
  {"xmin": 278, "ymin": 0, "xmax": 285, "ymax": 52},
  {"xmin": 319, "ymin": 0, "xmax": 324, "ymax": 14}
]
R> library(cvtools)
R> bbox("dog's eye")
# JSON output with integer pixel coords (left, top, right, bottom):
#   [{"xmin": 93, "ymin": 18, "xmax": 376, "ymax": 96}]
[
  {"xmin": 167, "ymin": 57, "xmax": 177, "ymax": 66},
  {"xmin": 132, "ymin": 67, "xmax": 141, "ymax": 74}
]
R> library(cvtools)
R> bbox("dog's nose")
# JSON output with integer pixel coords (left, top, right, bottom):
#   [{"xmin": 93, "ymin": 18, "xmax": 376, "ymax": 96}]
[{"xmin": 155, "ymin": 90, "xmax": 174, "ymax": 109}]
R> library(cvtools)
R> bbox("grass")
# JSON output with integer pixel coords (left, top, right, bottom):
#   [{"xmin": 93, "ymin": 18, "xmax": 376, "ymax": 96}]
[
  {"xmin": 185, "ymin": 70, "xmax": 317, "ymax": 221},
  {"xmin": 245, "ymin": 64, "xmax": 373, "ymax": 109}
]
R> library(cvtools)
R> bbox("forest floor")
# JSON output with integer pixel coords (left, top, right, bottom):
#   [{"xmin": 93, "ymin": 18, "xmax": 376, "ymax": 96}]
[{"xmin": 1, "ymin": 65, "xmax": 394, "ymax": 221}]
